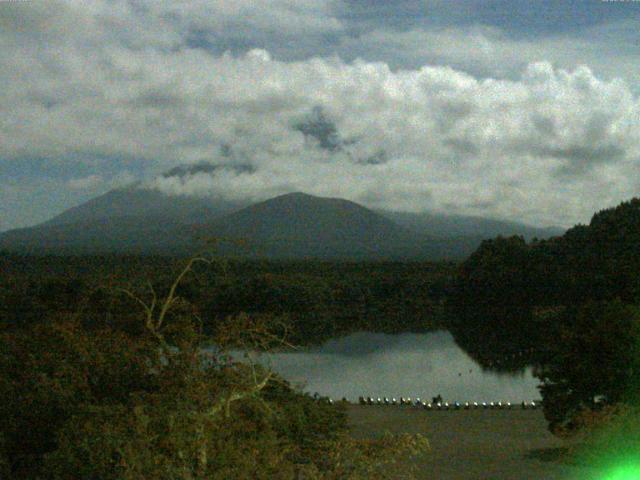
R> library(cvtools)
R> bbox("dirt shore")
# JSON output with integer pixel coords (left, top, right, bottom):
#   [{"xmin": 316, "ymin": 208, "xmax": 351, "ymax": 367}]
[{"xmin": 346, "ymin": 405, "xmax": 597, "ymax": 480}]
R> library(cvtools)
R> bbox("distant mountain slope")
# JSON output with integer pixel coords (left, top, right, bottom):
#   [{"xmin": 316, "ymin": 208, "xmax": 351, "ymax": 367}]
[
  {"xmin": 202, "ymin": 192, "xmax": 431, "ymax": 259},
  {"xmin": 380, "ymin": 210, "xmax": 564, "ymax": 241},
  {"xmin": 44, "ymin": 185, "xmax": 242, "ymax": 227},
  {"xmin": 0, "ymin": 183, "xmax": 246, "ymax": 255},
  {"xmin": 0, "ymin": 215, "xmax": 197, "ymax": 255}
]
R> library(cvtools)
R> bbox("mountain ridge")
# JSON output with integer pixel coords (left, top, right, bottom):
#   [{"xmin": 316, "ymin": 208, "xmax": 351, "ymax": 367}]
[{"xmin": 0, "ymin": 187, "xmax": 564, "ymax": 259}]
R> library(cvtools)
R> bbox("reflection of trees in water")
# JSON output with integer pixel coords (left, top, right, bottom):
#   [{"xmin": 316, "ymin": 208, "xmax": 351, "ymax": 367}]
[
  {"xmin": 263, "ymin": 331, "xmax": 541, "ymax": 405},
  {"xmin": 448, "ymin": 198, "xmax": 640, "ymax": 440},
  {"xmin": 449, "ymin": 326, "xmax": 540, "ymax": 374},
  {"xmin": 446, "ymin": 235, "xmax": 554, "ymax": 374}
]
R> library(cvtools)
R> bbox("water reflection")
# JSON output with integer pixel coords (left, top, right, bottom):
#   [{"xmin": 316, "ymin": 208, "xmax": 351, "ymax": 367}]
[{"xmin": 253, "ymin": 331, "xmax": 541, "ymax": 403}]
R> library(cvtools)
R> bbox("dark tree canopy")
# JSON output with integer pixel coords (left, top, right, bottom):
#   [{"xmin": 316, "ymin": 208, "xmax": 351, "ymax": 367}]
[
  {"xmin": 450, "ymin": 197, "xmax": 640, "ymax": 434},
  {"xmin": 535, "ymin": 300, "xmax": 640, "ymax": 435},
  {"xmin": 447, "ymin": 235, "xmax": 541, "ymax": 369}
]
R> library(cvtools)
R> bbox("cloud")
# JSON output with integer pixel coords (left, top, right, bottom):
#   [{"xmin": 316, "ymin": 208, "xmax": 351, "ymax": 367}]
[
  {"xmin": 143, "ymin": 162, "xmax": 260, "ymax": 199},
  {"xmin": 1, "ymin": 1, "xmax": 640, "ymax": 230},
  {"xmin": 133, "ymin": 56, "xmax": 640, "ymax": 227},
  {"xmin": 337, "ymin": 22, "xmax": 640, "ymax": 88},
  {"xmin": 162, "ymin": 162, "xmax": 256, "ymax": 178},
  {"xmin": 178, "ymin": 0, "xmax": 345, "ymax": 37}
]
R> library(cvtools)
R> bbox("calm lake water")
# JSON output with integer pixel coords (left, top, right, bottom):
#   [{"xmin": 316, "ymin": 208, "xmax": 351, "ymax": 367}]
[{"xmin": 250, "ymin": 331, "xmax": 542, "ymax": 403}]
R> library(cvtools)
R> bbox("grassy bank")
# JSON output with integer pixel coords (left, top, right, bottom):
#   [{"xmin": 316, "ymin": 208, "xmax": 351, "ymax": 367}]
[{"xmin": 346, "ymin": 405, "xmax": 596, "ymax": 480}]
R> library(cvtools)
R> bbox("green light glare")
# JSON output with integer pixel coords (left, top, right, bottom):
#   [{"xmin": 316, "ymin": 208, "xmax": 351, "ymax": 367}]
[{"xmin": 602, "ymin": 462, "xmax": 640, "ymax": 480}]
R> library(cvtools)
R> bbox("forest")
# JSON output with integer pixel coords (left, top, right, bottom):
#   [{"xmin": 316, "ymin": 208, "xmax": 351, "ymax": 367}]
[
  {"xmin": 1, "ymin": 255, "xmax": 436, "ymax": 479},
  {"xmin": 0, "ymin": 256, "xmax": 454, "ymax": 345}
]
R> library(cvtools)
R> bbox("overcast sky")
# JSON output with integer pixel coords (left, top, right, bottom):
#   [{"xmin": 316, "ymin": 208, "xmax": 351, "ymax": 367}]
[{"xmin": 2, "ymin": 0, "xmax": 640, "ymax": 231}]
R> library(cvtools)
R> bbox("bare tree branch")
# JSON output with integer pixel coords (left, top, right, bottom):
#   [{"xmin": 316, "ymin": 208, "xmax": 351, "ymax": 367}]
[
  {"xmin": 117, "ymin": 254, "xmax": 291, "ymax": 428},
  {"xmin": 156, "ymin": 257, "xmax": 211, "ymax": 331},
  {"xmin": 117, "ymin": 256, "xmax": 216, "ymax": 352},
  {"xmin": 207, "ymin": 369, "xmax": 275, "ymax": 419},
  {"xmin": 117, "ymin": 287, "xmax": 153, "ymax": 322}
]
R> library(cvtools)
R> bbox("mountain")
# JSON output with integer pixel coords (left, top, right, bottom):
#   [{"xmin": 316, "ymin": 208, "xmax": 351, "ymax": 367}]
[
  {"xmin": 43, "ymin": 184, "xmax": 242, "ymax": 227},
  {"xmin": 0, "ymin": 185, "xmax": 245, "ymax": 255},
  {"xmin": 195, "ymin": 192, "xmax": 535, "ymax": 260},
  {"xmin": 200, "ymin": 192, "xmax": 434, "ymax": 259},
  {"xmin": 0, "ymin": 184, "xmax": 563, "ymax": 259},
  {"xmin": 1, "ymin": 190, "xmax": 429, "ymax": 258},
  {"xmin": 0, "ymin": 215, "xmax": 195, "ymax": 254}
]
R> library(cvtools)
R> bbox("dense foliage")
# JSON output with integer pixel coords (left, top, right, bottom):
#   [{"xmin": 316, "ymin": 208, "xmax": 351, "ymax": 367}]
[
  {"xmin": 535, "ymin": 300, "xmax": 640, "ymax": 434},
  {"xmin": 0, "ymin": 256, "xmax": 453, "ymax": 343},
  {"xmin": 0, "ymin": 258, "xmax": 430, "ymax": 479},
  {"xmin": 447, "ymin": 235, "xmax": 541, "ymax": 370},
  {"xmin": 450, "ymin": 198, "xmax": 640, "ymax": 435}
]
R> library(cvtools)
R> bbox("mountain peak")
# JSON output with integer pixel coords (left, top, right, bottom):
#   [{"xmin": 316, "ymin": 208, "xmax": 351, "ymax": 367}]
[
  {"xmin": 200, "ymin": 191, "xmax": 428, "ymax": 259},
  {"xmin": 0, "ymin": 187, "xmax": 562, "ymax": 259},
  {"xmin": 266, "ymin": 191, "xmax": 357, "ymax": 207},
  {"xmin": 274, "ymin": 191, "xmax": 316, "ymax": 200},
  {"xmin": 272, "ymin": 192, "xmax": 334, "ymax": 201}
]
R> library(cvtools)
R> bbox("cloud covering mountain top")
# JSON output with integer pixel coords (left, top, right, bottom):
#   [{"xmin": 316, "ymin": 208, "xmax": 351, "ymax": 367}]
[{"xmin": 134, "ymin": 55, "xmax": 639, "ymax": 227}]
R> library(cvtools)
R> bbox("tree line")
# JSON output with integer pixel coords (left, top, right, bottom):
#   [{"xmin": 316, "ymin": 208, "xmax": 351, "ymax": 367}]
[{"xmin": 0, "ymin": 256, "xmax": 453, "ymax": 345}]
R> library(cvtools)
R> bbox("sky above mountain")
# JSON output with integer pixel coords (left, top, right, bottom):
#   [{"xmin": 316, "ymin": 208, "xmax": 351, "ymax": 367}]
[{"xmin": 1, "ymin": 0, "xmax": 640, "ymax": 231}]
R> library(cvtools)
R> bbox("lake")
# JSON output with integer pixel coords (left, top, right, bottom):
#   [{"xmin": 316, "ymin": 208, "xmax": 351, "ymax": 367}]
[{"xmin": 250, "ymin": 331, "xmax": 542, "ymax": 404}]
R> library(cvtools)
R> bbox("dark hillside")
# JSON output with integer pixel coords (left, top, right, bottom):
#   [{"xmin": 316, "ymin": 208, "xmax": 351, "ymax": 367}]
[{"xmin": 204, "ymin": 192, "xmax": 430, "ymax": 259}]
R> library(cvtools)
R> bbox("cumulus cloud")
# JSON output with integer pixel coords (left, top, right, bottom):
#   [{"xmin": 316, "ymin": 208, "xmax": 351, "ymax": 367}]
[
  {"xmin": 1, "ymin": 1, "xmax": 640, "ymax": 229},
  {"xmin": 131, "ymin": 56, "xmax": 638, "ymax": 227}
]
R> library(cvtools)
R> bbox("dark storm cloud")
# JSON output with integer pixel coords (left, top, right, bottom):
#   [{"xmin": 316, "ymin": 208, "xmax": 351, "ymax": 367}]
[
  {"xmin": 443, "ymin": 139, "xmax": 480, "ymax": 158},
  {"xmin": 292, "ymin": 107, "xmax": 390, "ymax": 165},
  {"xmin": 163, "ymin": 162, "xmax": 257, "ymax": 178},
  {"xmin": 357, "ymin": 150, "xmax": 388, "ymax": 165},
  {"xmin": 293, "ymin": 106, "xmax": 343, "ymax": 153},
  {"xmin": 129, "ymin": 89, "xmax": 184, "ymax": 109},
  {"xmin": 547, "ymin": 145, "xmax": 627, "ymax": 176}
]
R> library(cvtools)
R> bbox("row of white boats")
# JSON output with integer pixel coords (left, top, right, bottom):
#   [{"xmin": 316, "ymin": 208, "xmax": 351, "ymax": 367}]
[{"xmin": 355, "ymin": 397, "xmax": 540, "ymax": 410}]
